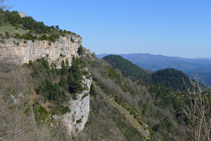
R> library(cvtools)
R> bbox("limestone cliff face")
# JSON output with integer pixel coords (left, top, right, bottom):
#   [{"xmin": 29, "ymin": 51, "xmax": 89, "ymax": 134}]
[
  {"xmin": 0, "ymin": 34, "xmax": 92, "ymax": 136},
  {"xmin": 63, "ymin": 74, "xmax": 92, "ymax": 136},
  {"xmin": 0, "ymin": 34, "xmax": 82, "ymax": 66}
]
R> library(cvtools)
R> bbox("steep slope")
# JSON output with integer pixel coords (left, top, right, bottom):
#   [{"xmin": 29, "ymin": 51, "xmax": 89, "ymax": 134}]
[
  {"xmin": 103, "ymin": 55, "xmax": 150, "ymax": 81},
  {"xmin": 103, "ymin": 55, "xmax": 192, "ymax": 91},
  {"xmin": 0, "ymin": 9, "xmax": 92, "ymax": 140},
  {"xmin": 1, "ymin": 10, "xmax": 210, "ymax": 141},
  {"xmin": 0, "ymin": 57, "xmax": 92, "ymax": 140},
  {"xmin": 97, "ymin": 53, "xmax": 211, "ymax": 87},
  {"xmin": 75, "ymin": 56, "xmax": 193, "ymax": 141},
  {"xmin": 1, "ymin": 54, "xmax": 210, "ymax": 141}
]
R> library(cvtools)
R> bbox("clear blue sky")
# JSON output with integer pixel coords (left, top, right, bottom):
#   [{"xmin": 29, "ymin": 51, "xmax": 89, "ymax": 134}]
[{"xmin": 9, "ymin": 0, "xmax": 211, "ymax": 58}]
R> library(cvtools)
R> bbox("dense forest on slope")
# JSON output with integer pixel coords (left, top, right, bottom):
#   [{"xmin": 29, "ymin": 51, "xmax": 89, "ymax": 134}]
[
  {"xmin": 103, "ymin": 55, "xmax": 150, "ymax": 81},
  {"xmin": 151, "ymin": 68, "xmax": 193, "ymax": 91},
  {"xmin": 103, "ymin": 55, "xmax": 193, "ymax": 91},
  {"xmin": 98, "ymin": 53, "xmax": 211, "ymax": 87}
]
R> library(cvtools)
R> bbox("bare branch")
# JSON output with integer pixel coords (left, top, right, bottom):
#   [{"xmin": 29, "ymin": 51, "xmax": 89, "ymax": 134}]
[{"xmin": 0, "ymin": 0, "xmax": 10, "ymax": 9}]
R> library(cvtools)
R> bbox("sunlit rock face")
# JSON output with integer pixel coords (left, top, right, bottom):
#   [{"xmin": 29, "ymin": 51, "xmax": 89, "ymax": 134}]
[
  {"xmin": 0, "ymin": 34, "xmax": 82, "ymax": 66},
  {"xmin": 63, "ymin": 75, "xmax": 92, "ymax": 136},
  {"xmin": 0, "ymin": 34, "xmax": 92, "ymax": 137}
]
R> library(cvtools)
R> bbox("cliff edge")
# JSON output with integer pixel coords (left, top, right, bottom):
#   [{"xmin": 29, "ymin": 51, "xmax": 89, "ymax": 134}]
[{"xmin": 0, "ymin": 34, "xmax": 82, "ymax": 66}]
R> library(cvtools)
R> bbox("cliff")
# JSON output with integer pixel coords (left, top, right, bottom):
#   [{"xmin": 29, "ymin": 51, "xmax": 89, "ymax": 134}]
[
  {"xmin": 63, "ymin": 74, "xmax": 92, "ymax": 135},
  {"xmin": 0, "ymin": 34, "xmax": 82, "ymax": 66},
  {"xmin": 0, "ymin": 32, "xmax": 93, "ymax": 138}
]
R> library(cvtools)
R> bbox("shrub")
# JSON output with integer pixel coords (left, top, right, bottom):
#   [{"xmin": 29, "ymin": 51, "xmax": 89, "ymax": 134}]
[
  {"xmin": 33, "ymin": 102, "xmax": 49, "ymax": 124},
  {"xmin": 77, "ymin": 45, "xmax": 83, "ymax": 56}
]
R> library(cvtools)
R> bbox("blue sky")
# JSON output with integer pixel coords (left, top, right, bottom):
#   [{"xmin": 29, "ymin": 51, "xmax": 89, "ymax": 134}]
[{"xmin": 9, "ymin": 0, "xmax": 211, "ymax": 58}]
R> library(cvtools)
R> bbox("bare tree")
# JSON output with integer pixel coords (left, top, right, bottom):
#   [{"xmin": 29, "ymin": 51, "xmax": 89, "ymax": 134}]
[
  {"xmin": 183, "ymin": 80, "xmax": 211, "ymax": 141},
  {"xmin": 0, "ymin": 0, "xmax": 9, "ymax": 9},
  {"xmin": 0, "ymin": 63, "xmax": 32, "ymax": 141}
]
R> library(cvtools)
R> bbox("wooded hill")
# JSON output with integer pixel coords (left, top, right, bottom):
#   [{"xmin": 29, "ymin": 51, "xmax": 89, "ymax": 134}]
[
  {"xmin": 103, "ymin": 55, "xmax": 193, "ymax": 91},
  {"xmin": 0, "ymin": 10, "xmax": 210, "ymax": 141}
]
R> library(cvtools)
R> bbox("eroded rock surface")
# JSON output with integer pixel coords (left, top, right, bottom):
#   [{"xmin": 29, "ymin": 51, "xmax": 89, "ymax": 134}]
[
  {"xmin": 63, "ymin": 75, "xmax": 92, "ymax": 136},
  {"xmin": 0, "ymin": 34, "xmax": 81, "ymax": 66}
]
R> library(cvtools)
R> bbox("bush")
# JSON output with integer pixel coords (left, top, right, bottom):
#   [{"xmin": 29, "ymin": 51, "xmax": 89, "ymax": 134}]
[
  {"xmin": 33, "ymin": 102, "xmax": 49, "ymax": 124},
  {"xmin": 90, "ymin": 84, "xmax": 96, "ymax": 97},
  {"xmin": 77, "ymin": 45, "xmax": 83, "ymax": 56}
]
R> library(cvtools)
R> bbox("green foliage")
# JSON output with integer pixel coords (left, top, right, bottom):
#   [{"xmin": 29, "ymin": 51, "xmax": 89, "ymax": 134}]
[
  {"xmin": 103, "ymin": 55, "xmax": 150, "ymax": 81},
  {"xmin": 90, "ymin": 83, "xmax": 96, "ymax": 97},
  {"xmin": 80, "ymin": 56, "xmax": 191, "ymax": 140},
  {"xmin": 77, "ymin": 45, "xmax": 83, "ymax": 56},
  {"xmin": 152, "ymin": 118, "xmax": 174, "ymax": 133},
  {"xmin": 33, "ymin": 102, "xmax": 49, "ymax": 125},
  {"xmin": 0, "ymin": 10, "xmax": 80, "ymax": 41},
  {"xmin": 76, "ymin": 118, "xmax": 82, "ymax": 124},
  {"xmin": 36, "ymin": 79, "xmax": 67, "ymax": 103},
  {"xmin": 59, "ymin": 76, "xmax": 67, "ymax": 87},
  {"xmin": 103, "ymin": 55, "xmax": 193, "ymax": 92},
  {"xmin": 151, "ymin": 68, "xmax": 192, "ymax": 91},
  {"xmin": 149, "ymin": 84, "xmax": 183, "ymax": 111},
  {"xmin": 25, "ymin": 57, "xmax": 85, "ymax": 115},
  {"xmin": 1, "ymin": 10, "xmax": 50, "ymax": 33},
  {"xmin": 5, "ymin": 31, "xmax": 10, "ymax": 38},
  {"xmin": 105, "ymin": 66, "xmax": 129, "ymax": 92},
  {"xmin": 66, "ymin": 58, "xmax": 85, "ymax": 94},
  {"xmin": 61, "ymin": 60, "xmax": 68, "ymax": 75}
]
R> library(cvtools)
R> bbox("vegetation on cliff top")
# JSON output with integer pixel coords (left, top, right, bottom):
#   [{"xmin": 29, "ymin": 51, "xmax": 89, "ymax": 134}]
[{"xmin": 0, "ymin": 9, "xmax": 79, "ymax": 42}]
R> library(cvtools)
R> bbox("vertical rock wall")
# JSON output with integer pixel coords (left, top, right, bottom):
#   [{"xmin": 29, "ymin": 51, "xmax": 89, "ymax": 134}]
[
  {"xmin": 0, "ymin": 34, "xmax": 92, "ymax": 136},
  {"xmin": 0, "ymin": 34, "xmax": 82, "ymax": 65},
  {"xmin": 63, "ymin": 75, "xmax": 92, "ymax": 136}
]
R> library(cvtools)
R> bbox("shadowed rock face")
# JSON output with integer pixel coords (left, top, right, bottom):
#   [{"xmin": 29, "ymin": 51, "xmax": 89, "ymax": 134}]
[{"xmin": 0, "ymin": 34, "xmax": 82, "ymax": 66}]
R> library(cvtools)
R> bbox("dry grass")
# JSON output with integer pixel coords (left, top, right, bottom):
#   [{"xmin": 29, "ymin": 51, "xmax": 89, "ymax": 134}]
[{"xmin": 0, "ymin": 25, "xmax": 28, "ymax": 35}]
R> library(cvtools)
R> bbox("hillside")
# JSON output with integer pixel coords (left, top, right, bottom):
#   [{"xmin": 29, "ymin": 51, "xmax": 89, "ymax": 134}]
[
  {"xmin": 103, "ymin": 55, "xmax": 192, "ymax": 91},
  {"xmin": 151, "ymin": 68, "xmax": 192, "ymax": 91},
  {"xmin": 76, "ymin": 56, "xmax": 211, "ymax": 141},
  {"xmin": 103, "ymin": 55, "xmax": 150, "ymax": 81},
  {"xmin": 1, "ymin": 53, "xmax": 210, "ymax": 141},
  {"xmin": 97, "ymin": 53, "xmax": 211, "ymax": 87},
  {"xmin": 0, "ymin": 10, "xmax": 211, "ymax": 141}
]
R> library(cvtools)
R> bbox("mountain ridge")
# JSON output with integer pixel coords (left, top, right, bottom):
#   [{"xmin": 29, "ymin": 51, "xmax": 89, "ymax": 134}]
[
  {"xmin": 1, "ymin": 9, "xmax": 210, "ymax": 141},
  {"xmin": 97, "ymin": 53, "xmax": 211, "ymax": 87}
]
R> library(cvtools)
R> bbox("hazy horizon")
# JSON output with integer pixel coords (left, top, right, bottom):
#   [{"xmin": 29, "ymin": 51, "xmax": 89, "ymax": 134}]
[
  {"xmin": 97, "ymin": 52, "xmax": 211, "ymax": 59},
  {"xmin": 10, "ymin": 0, "xmax": 211, "ymax": 58}
]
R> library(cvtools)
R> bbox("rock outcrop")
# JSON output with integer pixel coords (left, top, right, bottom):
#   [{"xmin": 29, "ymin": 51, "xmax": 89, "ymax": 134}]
[
  {"xmin": 0, "ymin": 34, "xmax": 92, "ymax": 136},
  {"xmin": 0, "ymin": 34, "xmax": 82, "ymax": 66},
  {"xmin": 63, "ymin": 74, "xmax": 92, "ymax": 136}
]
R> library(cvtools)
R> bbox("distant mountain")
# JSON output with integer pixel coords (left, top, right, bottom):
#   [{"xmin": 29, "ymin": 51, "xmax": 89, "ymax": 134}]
[
  {"xmin": 103, "ymin": 55, "xmax": 192, "ymax": 91},
  {"xmin": 97, "ymin": 53, "xmax": 211, "ymax": 87},
  {"xmin": 103, "ymin": 55, "xmax": 150, "ymax": 81}
]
